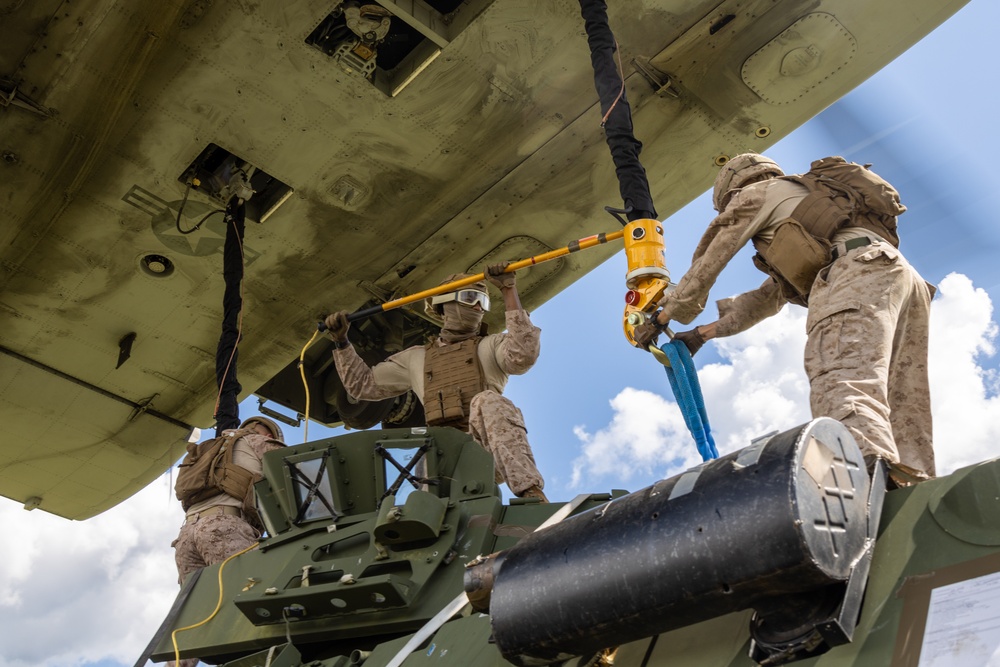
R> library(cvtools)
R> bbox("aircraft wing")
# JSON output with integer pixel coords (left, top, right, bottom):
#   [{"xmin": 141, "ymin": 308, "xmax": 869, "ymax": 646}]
[{"xmin": 0, "ymin": 0, "xmax": 968, "ymax": 519}]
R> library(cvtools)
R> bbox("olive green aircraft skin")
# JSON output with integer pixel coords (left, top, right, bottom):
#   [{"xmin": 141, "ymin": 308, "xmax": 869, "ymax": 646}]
[
  {"xmin": 150, "ymin": 426, "xmax": 1000, "ymax": 667},
  {"xmin": 0, "ymin": 0, "xmax": 972, "ymax": 520}
]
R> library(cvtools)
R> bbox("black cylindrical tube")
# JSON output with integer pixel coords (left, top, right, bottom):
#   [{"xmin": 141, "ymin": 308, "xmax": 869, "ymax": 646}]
[{"xmin": 489, "ymin": 418, "xmax": 870, "ymax": 665}]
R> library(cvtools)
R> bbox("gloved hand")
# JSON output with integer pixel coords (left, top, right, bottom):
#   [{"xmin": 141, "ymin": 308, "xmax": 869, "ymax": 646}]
[
  {"xmin": 673, "ymin": 327, "xmax": 706, "ymax": 356},
  {"xmin": 486, "ymin": 262, "xmax": 516, "ymax": 290},
  {"xmin": 632, "ymin": 320, "xmax": 663, "ymax": 349},
  {"xmin": 324, "ymin": 311, "xmax": 350, "ymax": 343}
]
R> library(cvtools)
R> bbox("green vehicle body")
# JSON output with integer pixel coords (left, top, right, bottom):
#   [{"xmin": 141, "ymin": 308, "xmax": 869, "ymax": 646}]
[{"xmin": 147, "ymin": 423, "xmax": 1000, "ymax": 667}]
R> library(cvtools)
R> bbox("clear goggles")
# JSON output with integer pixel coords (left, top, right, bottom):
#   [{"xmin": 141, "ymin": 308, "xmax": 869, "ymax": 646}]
[{"xmin": 431, "ymin": 289, "xmax": 490, "ymax": 311}]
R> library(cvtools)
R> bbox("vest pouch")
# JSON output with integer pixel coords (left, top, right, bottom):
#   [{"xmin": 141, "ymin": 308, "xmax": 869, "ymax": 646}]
[
  {"xmin": 425, "ymin": 386, "xmax": 467, "ymax": 429},
  {"xmin": 752, "ymin": 240, "xmax": 804, "ymax": 308},
  {"xmin": 438, "ymin": 386, "xmax": 466, "ymax": 422},
  {"xmin": 423, "ymin": 391, "xmax": 444, "ymax": 424},
  {"xmin": 214, "ymin": 462, "xmax": 256, "ymax": 502},
  {"xmin": 766, "ymin": 219, "xmax": 832, "ymax": 299},
  {"xmin": 751, "ymin": 251, "xmax": 773, "ymax": 276}
]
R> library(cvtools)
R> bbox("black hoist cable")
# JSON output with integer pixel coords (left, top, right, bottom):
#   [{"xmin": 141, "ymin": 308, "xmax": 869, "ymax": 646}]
[
  {"xmin": 213, "ymin": 195, "xmax": 246, "ymax": 436},
  {"xmin": 579, "ymin": 0, "xmax": 657, "ymax": 222}
]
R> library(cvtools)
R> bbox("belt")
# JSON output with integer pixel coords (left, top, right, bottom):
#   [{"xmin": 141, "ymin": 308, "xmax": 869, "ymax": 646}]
[
  {"xmin": 831, "ymin": 236, "xmax": 874, "ymax": 260},
  {"xmin": 186, "ymin": 505, "xmax": 241, "ymax": 523}
]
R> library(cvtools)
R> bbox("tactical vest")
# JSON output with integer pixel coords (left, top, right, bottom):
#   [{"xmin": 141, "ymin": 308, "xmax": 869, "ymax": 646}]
[
  {"xmin": 174, "ymin": 428, "xmax": 258, "ymax": 512},
  {"xmin": 752, "ymin": 156, "xmax": 904, "ymax": 305},
  {"xmin": 422, "ymin": 337, "xmax": 487, "ymax": 431}
]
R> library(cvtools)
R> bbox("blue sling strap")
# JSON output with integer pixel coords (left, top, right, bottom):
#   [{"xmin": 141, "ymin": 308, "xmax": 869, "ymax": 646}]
[{"xmin": 657, "ymin": 339, "xmax": 718, "ymax": 461}]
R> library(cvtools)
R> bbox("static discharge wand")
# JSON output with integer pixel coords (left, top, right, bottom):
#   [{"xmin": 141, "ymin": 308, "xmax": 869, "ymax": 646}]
[
  {"xmin": 302, "ymin": 228, "xmax": 625, "ymax": 444},
  {"xmin": 316, "ymin": 229, "xmax": 625, "ymax": 330}
]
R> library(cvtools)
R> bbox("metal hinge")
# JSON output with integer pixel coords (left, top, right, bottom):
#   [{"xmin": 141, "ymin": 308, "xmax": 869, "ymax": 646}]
[{"xmin": 0, "ymin": 78, "xmax": 53, "ymax": 118}]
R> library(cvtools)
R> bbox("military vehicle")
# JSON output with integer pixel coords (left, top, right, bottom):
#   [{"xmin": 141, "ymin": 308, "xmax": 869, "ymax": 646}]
[
  {"xmin": 5, "ymin": 0, "xmax": 998, "ymax": 665},
  {"xmin": 0, "ymin": 0, "xmax": 973, "ymax": 521},
  {"xmin": 141, "ymin": 420, "xmax": 1000, "ymax": 666}
]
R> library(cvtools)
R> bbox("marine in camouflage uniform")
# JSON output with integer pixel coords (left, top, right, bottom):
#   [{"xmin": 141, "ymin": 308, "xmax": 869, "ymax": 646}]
[
  {"xmin": 168, "ymin": 416, "xmax": 285, "ymax": 666},
  {"xmin": 325, "ymin": 264, "xmax": 546, "ymax": 500},
  {"xmin": 172, "ymin": 416, "xmax": 285, "ymax": 582},
  {"xmin": 635, "ymin": 154, "xmax": 935, "ymax": 484}
]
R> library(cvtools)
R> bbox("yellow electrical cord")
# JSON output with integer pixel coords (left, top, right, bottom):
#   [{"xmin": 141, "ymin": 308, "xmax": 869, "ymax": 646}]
[
  {"xmin": 298, "ymin": 330, "xmax": 320, "ymax": 443},
  {"xmin": 171, "ymin": 541, "xmax": 260, "ymax": 663}
]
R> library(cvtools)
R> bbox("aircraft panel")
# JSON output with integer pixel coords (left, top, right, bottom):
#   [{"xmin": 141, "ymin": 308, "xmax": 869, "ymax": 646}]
[
  {"xmin": 0, "ymin": 0, "xmax": 970, "ymax": 518},
  {"xmin": 0, "ymin": 349, "xmax": 193, "ymax": 518}
]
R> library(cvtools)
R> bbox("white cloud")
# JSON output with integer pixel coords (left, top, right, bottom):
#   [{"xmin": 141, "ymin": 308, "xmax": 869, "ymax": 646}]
[
  {"xmin": 571, "ymin": 388, "xmax": 702, "ymax": 488},
  {"xmin": 571, "ymin": 307, "xmax": 811, "ymax": 487},
  {"xmin": 1, "ymin": 476, "xmax": 183, "ymax": 667},
  {"xmin": 702, "ymin": 307, "xmax": 812, "ymax": 454},
  {"xmin": 928, "ymin": 272, "xmax": 1000, "ymax": 474},
  {"xmin": 571, "ymin": 273, "xmax": 1000, "ymax": 487}
]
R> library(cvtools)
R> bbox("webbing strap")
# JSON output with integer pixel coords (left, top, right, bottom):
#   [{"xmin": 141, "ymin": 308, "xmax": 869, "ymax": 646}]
[{"xmin": 658, "ymin": 340, "xmax": 718, "ymax": 461}]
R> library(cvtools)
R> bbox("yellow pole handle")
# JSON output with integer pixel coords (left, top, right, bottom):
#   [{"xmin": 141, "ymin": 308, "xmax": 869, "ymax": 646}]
[{"xmin": 322, "ymin": 230, "xmax": 625, "ymax": 327}]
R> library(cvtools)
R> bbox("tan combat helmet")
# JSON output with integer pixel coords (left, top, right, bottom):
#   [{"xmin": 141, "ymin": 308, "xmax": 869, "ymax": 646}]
[
  {"xmin": 424, "ymin": 273, "xmax": 491, "ymax": 322},
  {"xmin": 712, "ymin": 153, "xmax": 784, "ymax": 212},
  {"xmin": 239, "ymin": 416, "xmax": 285, "ymax": 443}
]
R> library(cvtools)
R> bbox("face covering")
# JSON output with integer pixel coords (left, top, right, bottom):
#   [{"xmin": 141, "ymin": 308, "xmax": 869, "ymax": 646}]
[{"xmin": 439, "ymin": 302, "xmax": 483, "ymax": 343}]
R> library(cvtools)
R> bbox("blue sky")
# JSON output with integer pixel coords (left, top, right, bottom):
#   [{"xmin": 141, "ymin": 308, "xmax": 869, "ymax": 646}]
[{"xmin": 4, "ymin": 2, "xmax": 1000, "ymax": 666}]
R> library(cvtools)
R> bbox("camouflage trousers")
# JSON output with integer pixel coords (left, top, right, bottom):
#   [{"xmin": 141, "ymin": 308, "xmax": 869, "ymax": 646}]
[
  {"xmin": 172, "ymin": 512, "xmax": 260, "ymax": 584},
  {"xmin": 169, "ymin": 513, "xmax": 260, "ymax": 667},
  {"xmin": 804, "ymin": 241, "xmax": 935, "ymax": 479},
  {"xmin": 468, "ymin": 390, "xmax": 544, "ymax": 495}
]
